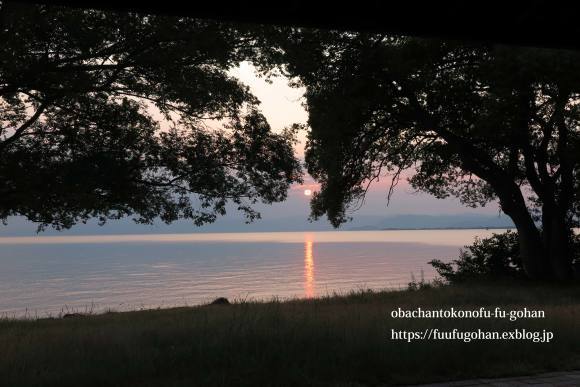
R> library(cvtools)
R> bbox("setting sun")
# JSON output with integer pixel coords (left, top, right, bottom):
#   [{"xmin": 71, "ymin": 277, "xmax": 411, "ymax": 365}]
[{"xmin": 304, "ymin": 189, "xmax": 312, "ymax": 196}]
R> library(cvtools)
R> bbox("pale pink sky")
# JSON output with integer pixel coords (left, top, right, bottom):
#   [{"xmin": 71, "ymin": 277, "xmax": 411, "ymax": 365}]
[{"xmin": 230, "ymin": 62, "xmax": 502, "ymax": 218}]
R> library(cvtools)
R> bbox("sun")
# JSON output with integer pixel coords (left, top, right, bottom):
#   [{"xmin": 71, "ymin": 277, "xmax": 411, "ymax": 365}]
[{"xmin": 304, "ymin": 189, "xmax": 312, "ymax": 196}]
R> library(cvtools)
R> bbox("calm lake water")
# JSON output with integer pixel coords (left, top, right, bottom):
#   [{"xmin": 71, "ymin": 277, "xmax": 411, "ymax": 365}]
[{"xmin": 0, "ymin": 229, "xmax": 511, "ymax": 317}]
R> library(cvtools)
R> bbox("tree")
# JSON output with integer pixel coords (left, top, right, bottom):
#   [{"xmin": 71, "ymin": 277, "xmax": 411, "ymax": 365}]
[
  {"xmin": 255, "ymin": 29, "xmax": 580, "ymax": 280},
  {"xmin": 0, "ymin": 3, "xmax": 302, "ymax": 230}
]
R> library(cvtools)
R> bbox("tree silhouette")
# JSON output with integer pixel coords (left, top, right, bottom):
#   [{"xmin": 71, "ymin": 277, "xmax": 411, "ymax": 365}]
[
  {"xmin": 0, "ymin": 3, "xmax": 302, "ymax": 230},
  {"xmin": 257, "ymin": 29, "xmax": 580, "ymax": 280}
]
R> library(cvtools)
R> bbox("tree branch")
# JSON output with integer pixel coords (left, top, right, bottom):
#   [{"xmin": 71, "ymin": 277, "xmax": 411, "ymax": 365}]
[{"xmin": 0, "ymin": 100, "xmax": 50, "ymax": 152}]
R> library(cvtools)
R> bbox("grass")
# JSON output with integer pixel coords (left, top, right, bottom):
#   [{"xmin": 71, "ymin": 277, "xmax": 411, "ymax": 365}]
[{"xmin": 2, "ymin": 280, "xmax": 580, "ymax": 386}]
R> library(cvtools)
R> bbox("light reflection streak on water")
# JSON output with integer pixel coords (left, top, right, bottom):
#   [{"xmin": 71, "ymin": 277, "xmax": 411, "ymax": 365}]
[{"xmin": 304, "ymin": 235, "xmax": 315, "ymax": 298}]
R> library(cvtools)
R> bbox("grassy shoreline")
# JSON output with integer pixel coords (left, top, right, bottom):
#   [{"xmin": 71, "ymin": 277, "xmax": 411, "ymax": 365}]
[{"xmin": 2, "ymin": 281, "xmax": 580, "ymax": 386}]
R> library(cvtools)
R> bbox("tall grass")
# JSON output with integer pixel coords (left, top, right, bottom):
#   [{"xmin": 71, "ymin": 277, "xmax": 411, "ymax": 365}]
[{"xmin": 1, "ymin": 281, "xmax": 580, "ymax": 386}]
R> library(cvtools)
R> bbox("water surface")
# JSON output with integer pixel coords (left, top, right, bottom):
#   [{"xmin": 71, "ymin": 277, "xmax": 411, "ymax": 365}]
[{"xmin": 0, "ymin": 229, "xmax": 510, "ymax": 317}]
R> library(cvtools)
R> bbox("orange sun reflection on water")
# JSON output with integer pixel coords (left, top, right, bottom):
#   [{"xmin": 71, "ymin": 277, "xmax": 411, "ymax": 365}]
[{"xmin": 304, "ymin": 236, "xmax": 315, "ymax": 298}]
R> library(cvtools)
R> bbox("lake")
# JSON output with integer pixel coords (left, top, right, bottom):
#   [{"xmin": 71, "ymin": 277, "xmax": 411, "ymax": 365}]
[{"xmin": 0, "ymin": 229, "xmax": 511, "ymax": 317}]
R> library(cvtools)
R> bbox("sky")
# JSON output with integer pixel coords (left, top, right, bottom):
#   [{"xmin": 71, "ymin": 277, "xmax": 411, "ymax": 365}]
[
  {"xmin": 229, "ymin": 62, "xmax": 503, "ymax": 218},
  {"xmin": 1, "ymin": 62, "xmax": 507, "ymax": 235}
]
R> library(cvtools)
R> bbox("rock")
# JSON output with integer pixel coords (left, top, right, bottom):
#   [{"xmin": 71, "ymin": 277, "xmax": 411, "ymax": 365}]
[
  {"xmin": 209, "ymin": 297, "xmax": 230, "ymax": 305},
  {"xmin": 62, "ymin": 313, "xmax": 86, "ymax": 319}
]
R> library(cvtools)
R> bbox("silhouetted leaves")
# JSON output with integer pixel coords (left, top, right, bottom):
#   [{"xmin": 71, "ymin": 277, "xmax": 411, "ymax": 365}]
[{"xmin": 0, "ymin": 4, "xmax": 302, "ymax": 230}]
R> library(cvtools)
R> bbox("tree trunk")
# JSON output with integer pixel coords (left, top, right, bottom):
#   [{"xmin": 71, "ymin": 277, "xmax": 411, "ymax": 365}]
[
  {"xmin": 495, "ymin": 181, "xmax": 575, "ymax": 281},
  {"xmin": 542, "ymin": 205, "xmax": 574, "ymax": 281},
  {"xmin": 499, "ymin": 195, "xmax": 547, "ymax": 280},
  {"xmin": 511, "ymin": 212, "xmax": 547, "ymax": 280}
]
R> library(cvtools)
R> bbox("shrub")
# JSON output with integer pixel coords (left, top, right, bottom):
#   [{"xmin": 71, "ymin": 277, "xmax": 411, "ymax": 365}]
[{"xmin": 429, "ymin": 230, "xmax": 523, "ymax": 283}]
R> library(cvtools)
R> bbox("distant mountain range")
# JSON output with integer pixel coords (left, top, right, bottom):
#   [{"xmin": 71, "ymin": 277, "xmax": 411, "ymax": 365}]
[
  {"xmin": 348, "ymin": 214, "xmax": 514, "ymax": 231},
  {"xmin": 0, "ymin": 213, "xmax": 514, "ymax": 236}
]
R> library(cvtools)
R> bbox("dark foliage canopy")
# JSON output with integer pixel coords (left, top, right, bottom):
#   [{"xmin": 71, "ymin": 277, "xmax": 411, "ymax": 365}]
[
  {"xmin": 269, "ymin": 31, "xmax": 580, "ymax": 227},
  {"xmin": 0, "ymin": 3, "xmax": 302, "ymax": 230}
]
